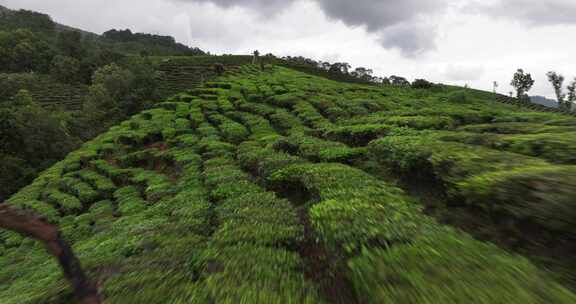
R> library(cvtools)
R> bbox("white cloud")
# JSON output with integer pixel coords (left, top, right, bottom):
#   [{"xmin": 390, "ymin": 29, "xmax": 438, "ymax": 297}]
[
  {"xmin": 443, "ymin": 64, "xmax": 485, "ymax": 81},
  {"xmin": 171, "ymin": 0, "xmax": 449, "ymax": 56}
]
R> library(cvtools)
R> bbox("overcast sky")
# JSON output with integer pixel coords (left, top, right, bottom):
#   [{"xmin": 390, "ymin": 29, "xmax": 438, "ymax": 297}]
[{"xmin": 2, "ymin": 0, "xmax": 576, "ymax": 98}]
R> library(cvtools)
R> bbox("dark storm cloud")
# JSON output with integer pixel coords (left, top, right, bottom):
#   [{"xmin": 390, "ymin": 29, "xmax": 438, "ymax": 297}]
[
  {"xmin": 470, "ymin": 0, "xmax": 576, "ymax": 26},
  {"xmin": 173, "ymin": 0, "xmax": 447, "ymax": 56},
  {"xmin": 378, "ymin": 23, "xmax": 438, "ymax": 57},
  {"xmin": 315, "ymin": 0, "xmax": 443, "ymax": 31},
  {"xmin": 315, "ymin": 0, "xmax": 445, "ymax": 56}
]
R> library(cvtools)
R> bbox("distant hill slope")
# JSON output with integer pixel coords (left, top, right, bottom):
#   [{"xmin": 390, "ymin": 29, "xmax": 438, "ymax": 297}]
[
  {"xmin": 0, "ymin": 4, "xmax": 204, "ymax": 56},
  {"xmin": 531, "ymin": 95, "xmax": 559, "ymax": 108},
  {"xmin": 2, "ymin": 65, "xmax": 576, "ymax": 303},
  {"xmin": 0, "ymin": 4, "xmax": 208, "ymax": 109}
]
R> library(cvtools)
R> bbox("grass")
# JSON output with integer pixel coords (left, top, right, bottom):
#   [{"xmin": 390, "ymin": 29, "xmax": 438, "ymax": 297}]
[{"xmin": 2, "ymin": 63, "xmax": 576, "ymax": 303}]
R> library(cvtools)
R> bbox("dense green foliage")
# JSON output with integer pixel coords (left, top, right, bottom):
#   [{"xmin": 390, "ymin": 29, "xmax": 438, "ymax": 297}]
[
  {"xmin": 0, "ymin": 5, "xmax": 209, "ymax": 201},
  {"xmin": 0, "ymin": 90, "xmax": 79, "ymax": 200},
  {"xmin": 0, "ymin": 59, "xmax": 160, "ymax": 201},
  {"xmin": 0, "ymin": 29, "xmax": 54, "ymax": 73},
  {"xmin": 2, "ymin": 65, "xmax": 576, "ymax": 303},
  {"xmin": 0, "ymin": 7, "xmax": 55, "ymax": 32}
]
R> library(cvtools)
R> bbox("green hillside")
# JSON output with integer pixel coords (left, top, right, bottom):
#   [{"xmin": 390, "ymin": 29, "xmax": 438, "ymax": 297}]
[
  {"xmin": 2, "ymin": 64, "xmax": 576, "ymax": 303},
  {"xmin": 0, "ymin": 4, "xmax": 214, "ymax": 202},
  {"xmin": 150, "ymin": 55, "xmax": 254, "ymax": 97}
]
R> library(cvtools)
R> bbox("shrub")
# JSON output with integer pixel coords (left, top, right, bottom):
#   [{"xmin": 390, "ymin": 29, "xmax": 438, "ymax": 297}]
[
  {"xmin": 50, "ymin": 55, "xmax": 81, "ymax": 83},
  {"xmin": 447, "ymin": 90, "xmax": 468, "ymax": 103},
  {"xmin": 114, "ymin": 186, "xmax": 146, "ymax": 215},
  {"xmin": 411, "ymin": 79, "xmax": 434, "ymax": 89}
]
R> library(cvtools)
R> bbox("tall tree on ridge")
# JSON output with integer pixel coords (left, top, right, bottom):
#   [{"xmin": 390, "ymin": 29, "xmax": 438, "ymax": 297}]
[
  {"xmin": 567, "ymin": 78, "xmax": 576, "ymax": 111},
  {"xmin": 511, "ymin": 69, "xmax": 535, "ymax": 103},
  {"xmin": 546, "ymin": 71, "xmax": 566, "ymax": 109}
]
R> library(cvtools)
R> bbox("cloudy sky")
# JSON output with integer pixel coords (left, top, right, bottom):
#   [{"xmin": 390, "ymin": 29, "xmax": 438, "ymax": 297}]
[{"xmin": 2, "ymin": 0, "xmax": 576, "ymax": 98}]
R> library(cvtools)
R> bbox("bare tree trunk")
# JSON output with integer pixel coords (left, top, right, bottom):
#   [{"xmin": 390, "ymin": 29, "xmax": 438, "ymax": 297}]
[{"xmin": 0, "ymin": 204, "xmax": 101, "ymax": 304}]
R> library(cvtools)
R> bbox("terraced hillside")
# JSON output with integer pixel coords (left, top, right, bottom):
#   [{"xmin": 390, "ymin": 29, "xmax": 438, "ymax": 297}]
[
  {"xmin": 2, "ymin": 65, "xmax": 576, "ymax": 303},
  {"xmin": 29, "ymin": 78, "xmax": 88, "ymax": 110},
  {"xmin": 0, "ymin": 73, "xmax": 88, "ymax": 110},
  {"xmin": 153, "ymin": 55, "xmax": 255, "ymax": 97}
]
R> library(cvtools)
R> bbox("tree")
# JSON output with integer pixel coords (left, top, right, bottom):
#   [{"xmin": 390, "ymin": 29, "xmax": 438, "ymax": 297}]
[
  {"xmin": 546, "ymin": 71, "xmax": 566, "ymax": 108},
  {"xmin": 84, "ymin": 84, "xmax": 119, "ymax": 114},
  {"xmin": 103, "ymin": 29, "xmax": 134, "ymax": 41},
  {"xmin": 412, "ymin": 79, "xmax": 434, "ymax": 89},
  {"xmin": 102, "ymin": 28, "xmax": 205, "ymax": 56},
  {"xmin": 57, "ymin": 30, "xmax": 84, "ymax": 59},
  {"xmin": 0, "ymin": 9, "xmax": 55, "ymax": 32},
  {"xmin": 0, "ymin": 73, "xmax": 42, "ymax": 101},
  {"xmin": 511, "ymin": 69, "xmax": 535, "ymax": 103},
  {"xmin": 0, "ymin": 90, "xmax": 79, "ymax": 198},
  {"xmin": 0, "ymin": 43, "xmax": 10, "ymax": 69},
  {"xmin": 77, "ymin": 61, "xmax": 159, "ymax": 138},
  {"xmin": 329, "ymin": 62, "xmax": 351, "ymax": 75},
  {"xmin": 0, "ymin": 29, "xmax": 54, "ymax": 73},
  {"xmin": 92, "ymin": 63, "xmax": 133, "ymax": 101},
  {"xmin": 252, "ymin": 50, "xmax": 260, "ymax": 64},
  {"xmin": 75, "ymin": 39, "xmax": 124, "ymax": 84},
  {"xmin": 79, "ymin": 84, "xmax": 122, "ymax": 139},
  {"xmin": 11, "ymin": 41, "xmax": 35, "ymax": 71},
  {"xmin": 10, "ymin": 90, "xmax": 77, "ymax": 162},
  {"xmin": 567, "ymin": 78, "xmax": 576, "ymax": 111},
  {"xmin": 126, "ymin": 59, "xmax": 160, "ymax": 114},
  {"xmin": 0, "ymin": 155, "xmax": 36, "ymax": 200},
  {"xmin": 390, "ymin": 75, "xmax": 410, "ymax": 87},
  {"xmin": 11, "ymin": 89, "xmax": 35, "ymax": 107},
  {"xmin": 352, "ymin": 67, "xmax": 374, "ymax": 82},
  {"xmin": 51, "ymin": 55, "xmax": 81, "ymax": 83}
]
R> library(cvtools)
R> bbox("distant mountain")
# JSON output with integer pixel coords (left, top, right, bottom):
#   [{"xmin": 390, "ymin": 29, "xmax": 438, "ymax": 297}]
[
  {"xmin": 54, "ymin": 22, "xmax": 98, "ymax": 37},
  {"xmin": 530, "ymin": 95, "xmax": 559, "ymax": 108},
  {"xmin": 0, "ymin": 4, "xmax": 204, "ymax": 56}
]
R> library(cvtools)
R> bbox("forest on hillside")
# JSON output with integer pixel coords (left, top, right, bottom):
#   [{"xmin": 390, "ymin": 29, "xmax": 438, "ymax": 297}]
[{"xmin": 0, "ymin": 6, "xmax": 210, "ymax": 200}]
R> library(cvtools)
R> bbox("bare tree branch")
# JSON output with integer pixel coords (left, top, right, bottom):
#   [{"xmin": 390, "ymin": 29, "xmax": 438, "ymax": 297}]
[{"xmin": 0, "ymin": 204, "xmax": 101, "ymax": 304}]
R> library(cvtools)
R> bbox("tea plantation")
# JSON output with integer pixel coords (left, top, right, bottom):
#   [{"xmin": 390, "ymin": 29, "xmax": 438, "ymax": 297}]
[{"xmin": 2, "ymin": 64, "xmax": 576, "ymax": 303}]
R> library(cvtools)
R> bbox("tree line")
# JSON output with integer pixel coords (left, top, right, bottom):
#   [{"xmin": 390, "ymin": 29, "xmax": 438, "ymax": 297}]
[
  {"xmin": 102, "ymin": 29, "xmax": 205, "ymax": 56},
  {"xmin": 279, "ymin": 55, "xmax": 432, "ymax": 88}
]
